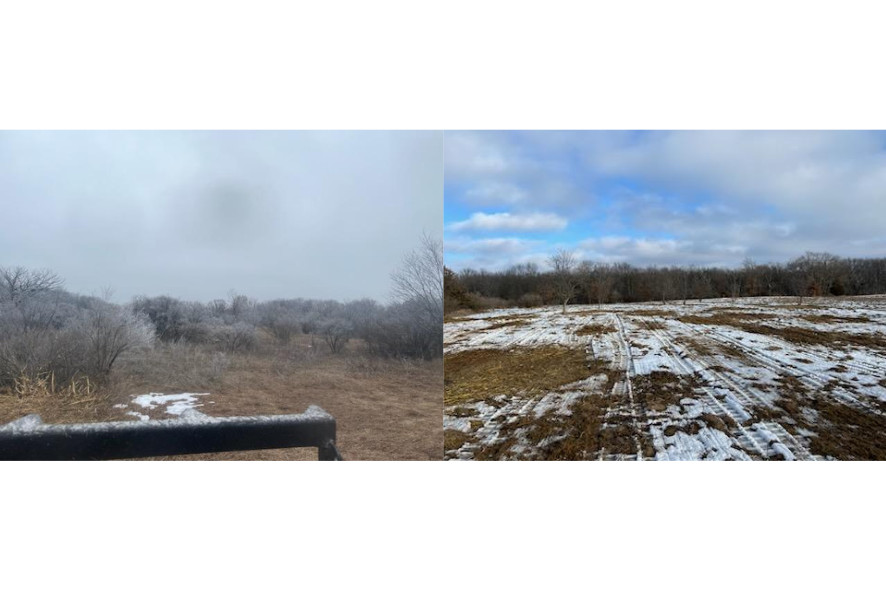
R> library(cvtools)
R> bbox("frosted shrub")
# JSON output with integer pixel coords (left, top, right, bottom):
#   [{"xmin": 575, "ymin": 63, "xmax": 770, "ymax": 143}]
[{"xmin": 319, "ymin": 318, "xmax": 353, "ymax": 354}]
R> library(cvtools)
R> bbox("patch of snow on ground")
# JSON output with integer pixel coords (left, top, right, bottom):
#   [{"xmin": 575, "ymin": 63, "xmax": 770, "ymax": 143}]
[
  {"xmin": 131, "ymin": 393, "xmax": 210, "ymax": 416},
  {"xmin": 444, "ymin": 307, "xmax": 589, "ymax": 354}
]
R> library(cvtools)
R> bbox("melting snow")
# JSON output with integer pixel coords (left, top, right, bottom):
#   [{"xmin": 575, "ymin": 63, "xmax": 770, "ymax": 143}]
[
  {"xmin": 445, "ymin": 297, "xmax": 886, "ymax": 460},
  {"xmin": 109, "ymin": 392, "xmax": 212, "ymax": 420},
  {"xmin": 131, "ymin": 393, "xmax": 209, "ymax": 416}
]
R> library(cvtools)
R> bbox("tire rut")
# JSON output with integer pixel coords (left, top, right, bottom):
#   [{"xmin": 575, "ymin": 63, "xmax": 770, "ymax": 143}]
[{"xmin": 642, "ymin": 320, "xmax": 792, "ymax": 460}]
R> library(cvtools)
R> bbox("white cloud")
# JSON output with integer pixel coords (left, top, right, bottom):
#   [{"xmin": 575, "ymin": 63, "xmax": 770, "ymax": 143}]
[
  {"xmin": 445, "ymin": 131, "xmax": 886, "ymax": 269},
  {"xmin": 463, "ymin": 182, "xmax": 528, "ymax": 205},
  {"xmin": 444, "ymin": 132, "xmax": 515, "ymax": 180},
  {"xmin": 445, "ymin": 237, "xmax": 538, "ymax": 255},
  {"xmin": 579, "ymin": 236, "xmax": 697, "ymax": 266},
  {"xmin": 449, "ymin": 211, "xmax": 568, "ymax": 233},
  {"xmin": 583, "ymin": 130, "xmax": 886, "ymax": 236}
]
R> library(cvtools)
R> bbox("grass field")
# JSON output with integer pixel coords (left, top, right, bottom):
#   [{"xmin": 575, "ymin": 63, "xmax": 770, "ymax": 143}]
[
  {"xmin": 444, "ymin": 296, "xmax": 886, "ymax": 460},
  {"xmin": 1, "ymin": 334, "xmax": 442, "ymax": 460}
]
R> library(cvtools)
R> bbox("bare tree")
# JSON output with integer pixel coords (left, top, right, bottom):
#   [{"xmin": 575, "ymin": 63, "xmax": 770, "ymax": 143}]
[
  {"xmin": 451, "ymin": 252, "xmax": 886, "ymax": 307},
  {"xmin": 678, "ymin": 267, "xmax": 691, "ymax": 305},
  {"xmin": 577, "ymin": 261, "xmax": 595, "ymax": 306},
  {"xmin": 391, "ymin": 232, "xmax": 443, "ymax": 323},
  {"xmin": 383, "ymin": 232, "xmax": 444, "ymax": 359},
  {"xmin": 209, "ymin": 321, "xmax": 256, "ymax": 354},
  {"xmin": 549, "ymin": 249, "xmax": 578, "ymax": 313},
  {"xmin": 580, "ymin": 262, "xmax": 615, "ymax": 307},
  {"xmin": 793, "ymin": 251, "xmax": 841, "ymax": 296},
  {"xmin": 72, "ymin": 299, "xmax": 155, "ymax": 377},
  {"xmin": 596, "ymin": 264, "xmax": 615, "ymax": 307},
  {"xmin": 0, "ymin": 267, "xmax": 63, "ymax": 306},
  {"xmin": 741, "ymin": 258, "xmax": 759, "ymax": 297},
  {"xmin": 320, "ymin": 319, "xmax": 352, "ymax": 354},
  {"xmin": 0, "ymin": 267, "xmax": 65, "ymax": 333},
  {"xmin": 658, "ymin": 269, "xmax": 675, "ymax": 304},
  {"xmin": 728, "ymin": 270, "xmax": 742, "ymax": 302},
  {"xmin": 788, "ymin": 252, "xmax": 841, "ymax": 303}
]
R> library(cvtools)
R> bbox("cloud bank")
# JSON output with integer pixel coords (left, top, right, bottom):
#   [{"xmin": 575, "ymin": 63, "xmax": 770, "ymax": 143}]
[{"xmin": 444, "ymin": 131, "xmax": 886, "ymax": 271}]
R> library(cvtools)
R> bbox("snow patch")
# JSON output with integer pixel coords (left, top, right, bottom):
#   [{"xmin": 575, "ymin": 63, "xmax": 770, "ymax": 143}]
[{"xmin": 131, "ymin": 393, "xmax": 210, "ymax": 417}]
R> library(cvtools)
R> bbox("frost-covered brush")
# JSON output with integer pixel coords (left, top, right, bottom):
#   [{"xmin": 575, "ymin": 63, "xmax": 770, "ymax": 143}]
[{"xmin": 0, "ymin": 406, "xmax": 342, "ymax": 461}]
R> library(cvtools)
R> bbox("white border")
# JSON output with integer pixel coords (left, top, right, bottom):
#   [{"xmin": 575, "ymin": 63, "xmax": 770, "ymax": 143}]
[
  {"xmin": 2, "ymin": 1, "xmax": 885, "ymax": 129},
  {"xmin": 2, "ymin": 463, "xmax": 883, "ymax": 589},
  {"xmin": 2, "ymin": 1, "xmax": 885, "ymax": 588}
]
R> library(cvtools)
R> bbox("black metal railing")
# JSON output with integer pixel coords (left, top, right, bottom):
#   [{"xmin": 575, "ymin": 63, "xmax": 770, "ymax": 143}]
[{"xmin": 0, "ymin": 405, "xmax": 341, "ymax": 461}]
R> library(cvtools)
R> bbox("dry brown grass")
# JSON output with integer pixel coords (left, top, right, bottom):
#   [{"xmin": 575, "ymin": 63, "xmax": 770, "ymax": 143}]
[
  {"xmin": 624, "ymin": 309, "xmax": 678, "ymax": 318},
  {"xmin": 444, "ymin": 309, "xmax": 477, "ymax": 323},
  {"xmin": 761, "ymin": 375, "xmax": 886, "ymax": 460},
  {"xmin": 704, "ymin": 340, "xmax": 754, "ymax": 364},
  {"xmin": 479, "ymin": 315, "xmax": 532, "ymax": 331},
  {"xmin": 681, "ymin": 311, "xmax": 776, "ymax": 326},
  {"xmin": 466, "ymin": 359, "xmax": 620, "ymax": 461},
  {"xmin": 808, "ymin": 398, "xmax": 886, "ymax": 460},
  {"xmin": 0, "ymin": 374, "xmax": 117, "ymax": 427},
  {"xmin": 449, "ymin": 406, "xmax": 475, "ymax": 418},
  {"xmin": 681, "ymin": 313, "xmax": 886, "ymax": 350},
  {"xmin": 530, "ymin": 383, "xmax": 616, "ymax": 460},
  {"xmin": 444, "ymin": 429, "xmax": 472, "ymax": 452},
  {"xmin": 599, "ymin": 421, "xmax": 642, "ymax": 454},
  {"xmin": 444, "ymin": 345, "xmax": 592, "ymax": 406},
  {"xmin": 572, "ymin": 309, "xmax": 607, "ymax": 317},
  {"xmin": 574, "ymin": 323, "xmax": 614, "ymax": 337},
  {"xmin": 677, "ymin": 337, "xmax": 715, "ymax": 357},
  {"xmin": 751, "ymin": 325, "xmax": 886, "ymax": 349},
  {"xmin": 699, "ymin": 412, "xmax": 737, "ymax": 432},
  {"xmin": 799, "ymin": 314, "xmax": 871, "ymax": 324},
  {"xmin": 774, "ymin": 375, "xmax": 809, "ymax": 398},
  {"xmin": 1, "ymin": 339, "xmax": 442, "ymax": 461},
  {"xmin": 632, "ymin": 371, "xmax": 700, "ymax": 413},
  {"xmin": 664, "ymin": 421, "xmax": 704, "ymax": 437}
]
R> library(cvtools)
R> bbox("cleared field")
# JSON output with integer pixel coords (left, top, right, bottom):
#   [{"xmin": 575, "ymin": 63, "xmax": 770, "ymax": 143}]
[
  {"xmin": 1, "ymin": 336, "xmax": 442, "ymax": 461},
  {"xmin": 444, "ymin": 296, "xmax": 886, "ymax": 460}
]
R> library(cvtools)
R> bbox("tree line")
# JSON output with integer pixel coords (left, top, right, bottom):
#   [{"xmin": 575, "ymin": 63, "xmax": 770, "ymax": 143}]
[
  {"xmin": 445, "ymin": 251, "xmax": 886, "ymax": 313},
  {"xmin": 1, "ymin": 235, "xmax": 443, "ymax": 392}
]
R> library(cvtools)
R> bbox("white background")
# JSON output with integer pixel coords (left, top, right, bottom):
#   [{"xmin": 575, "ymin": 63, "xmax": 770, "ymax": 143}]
[{"xmin": 2, "ymin": 1, "xmax": 884, "ymax": 589}]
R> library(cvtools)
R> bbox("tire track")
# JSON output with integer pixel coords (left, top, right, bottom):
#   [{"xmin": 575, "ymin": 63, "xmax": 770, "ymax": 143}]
[
  {"xmin": 641, "ymin": 320, "xmax": 778, "ymax": 459},
  {"xmin": 662, "ymin": 323, "xmax": 821, "ymax": 460},
  {"xmin": 598, "ymin": 313, "xmax": 644, "ymax": 460},
  {"xmin": 688, "ymin": 323, "xmax": 877, "ymax": 413}
]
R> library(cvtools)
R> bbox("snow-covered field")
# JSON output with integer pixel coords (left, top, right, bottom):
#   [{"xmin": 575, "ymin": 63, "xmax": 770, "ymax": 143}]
[{"xmin": 444, "ymin": 296, "xmax": 886, "ymax": 460}]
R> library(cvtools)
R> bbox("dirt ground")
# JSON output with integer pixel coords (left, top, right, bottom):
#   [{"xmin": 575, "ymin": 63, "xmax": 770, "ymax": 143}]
[{"xmin": 0, "ymin": 336, "xmax": 442, "ymax": 461}]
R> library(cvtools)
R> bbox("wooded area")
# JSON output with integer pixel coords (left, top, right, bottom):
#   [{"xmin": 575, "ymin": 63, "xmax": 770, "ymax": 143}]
[
  {"xmin": 445, "ymin": 252, "xmax": 886, "ymax": 313},
  {"xmin": 1, "ymin": 235, "xmax": 444, "ymax": 394}
]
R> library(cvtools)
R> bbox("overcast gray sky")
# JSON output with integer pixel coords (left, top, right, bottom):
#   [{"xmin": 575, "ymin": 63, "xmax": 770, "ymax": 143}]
[{"xmin": 0, "ymin": 131, "xmax": 441, "ymax": 303}]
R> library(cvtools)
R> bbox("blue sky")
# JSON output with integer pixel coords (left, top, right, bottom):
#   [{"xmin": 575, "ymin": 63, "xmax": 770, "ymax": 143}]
[{"xmin": 444, "ymin": 131, "xmax": 886, "ymax": 271}]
